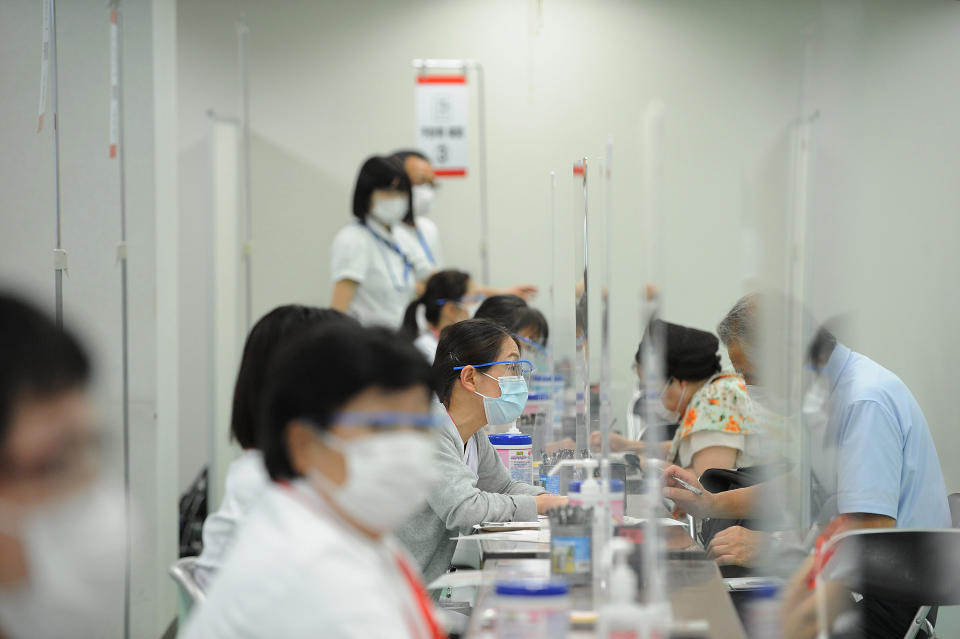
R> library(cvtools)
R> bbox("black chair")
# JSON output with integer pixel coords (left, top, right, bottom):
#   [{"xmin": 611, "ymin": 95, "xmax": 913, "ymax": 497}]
[
  {"xmin": 948, "ymin": 493, "xmax": 960, "ymax": 528},
  {"xmin": 827, "ymin": 529, "xmax": 960, "ymax": 639}
]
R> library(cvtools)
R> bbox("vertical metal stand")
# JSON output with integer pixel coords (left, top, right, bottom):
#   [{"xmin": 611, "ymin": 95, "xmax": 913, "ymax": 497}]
[
  {"xmin": 598, "ymin": 141, "xmax": 613, "ymax": 461},
  {"xmin": 236, "ymin": 19, "xmax": 253, "ymax": 330},
  {"xmin": 575, "ymin": 157, "xmax": 590, "ymax": 453},
  {"xmin": 639, "ymin": 102, "xmax": 670, "ymax": 619},
  {"xmin": 475, "ymin": 63, "xmax": 489, "ymax": 286},
  {"xmin": 109, "ymin": 3, "xmax": 132, "ymax": 636},
  {"xmin": 411, "ymin": 59, "xmax": 489, "ymax": 285},
  {"xmin": 49, "ymin": 0, "xmax": 64, "ymax": 327}
]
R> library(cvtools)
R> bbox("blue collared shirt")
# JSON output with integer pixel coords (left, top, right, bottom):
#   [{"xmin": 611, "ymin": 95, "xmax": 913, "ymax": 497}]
[{"xmin": 813, "ymin": 344, "xmax": 950, "ymax": 528}]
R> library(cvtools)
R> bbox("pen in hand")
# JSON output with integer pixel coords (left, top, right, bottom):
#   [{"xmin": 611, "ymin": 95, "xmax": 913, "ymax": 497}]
[{"xmin": 673, "ymin": 476, "xmax": 703, "ymax": 496}]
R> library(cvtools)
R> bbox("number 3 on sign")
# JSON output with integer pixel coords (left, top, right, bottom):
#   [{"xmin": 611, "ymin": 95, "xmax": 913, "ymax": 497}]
[{"xmin": 415, "ymin": 75, "xmax": 469, "ymax": 177}]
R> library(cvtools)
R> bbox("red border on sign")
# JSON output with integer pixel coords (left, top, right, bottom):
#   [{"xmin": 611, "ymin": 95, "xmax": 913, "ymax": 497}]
[
  {"xmin": 435, "ymin": 168, "xmax": 467, "ymax": 177},
  {"xmin": 416, "ymin": 75, "xmax": 467, "ymax": 84}
]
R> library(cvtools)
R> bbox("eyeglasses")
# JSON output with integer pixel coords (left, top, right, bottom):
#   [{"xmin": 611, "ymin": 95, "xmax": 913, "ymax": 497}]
[
  {"xmin": 325, "ymin": 411, "xmax": 444, "ymax": 430},
  {"xmin": 512, "ymin": 333, "xmax": 546, "ymax": 353},
  {"xmin": 453, "ymin": 360, "xmax": 535, "ymax": 380},
  {"xmin": 435, "ymin": 294, "xmax": 486, "ymax": 306}
]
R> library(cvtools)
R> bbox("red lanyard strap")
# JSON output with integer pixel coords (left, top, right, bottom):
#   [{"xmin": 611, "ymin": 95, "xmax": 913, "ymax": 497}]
[{"xmin": 394, "ymin": 553, "xmax": 447, "ymax": 639}]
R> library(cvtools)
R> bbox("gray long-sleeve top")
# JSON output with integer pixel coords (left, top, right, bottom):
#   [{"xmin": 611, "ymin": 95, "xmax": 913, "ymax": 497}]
[{"xmin": 396, "ymin": 413, "xmax": 545, "ymax": 585}]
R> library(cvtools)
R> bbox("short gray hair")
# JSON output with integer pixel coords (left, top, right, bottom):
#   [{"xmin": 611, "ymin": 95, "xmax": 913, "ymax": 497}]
[
  {"xmin": 718, "ymin": 292, "xmax": 831, "ymax": 368},
  {"xmin": 717, "ymin": 294, "xmax": 757, "ymax": 353}
]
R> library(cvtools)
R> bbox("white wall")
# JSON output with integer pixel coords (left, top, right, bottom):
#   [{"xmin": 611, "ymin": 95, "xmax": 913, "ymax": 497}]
[
  {"xmin": 176, "ymin": 0, "xmax": 812, "ymax": 482},
  {"xmin": 3, "ymin": 0, "xmax": 952, "ymax": 633},
  {"xmin": 0, "ymin": 0, "xmax": 178, "ymax": 636}
]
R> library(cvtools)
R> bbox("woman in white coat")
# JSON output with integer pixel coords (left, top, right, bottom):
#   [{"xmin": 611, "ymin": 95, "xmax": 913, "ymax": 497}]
[
  {"xmin": 330, "ymin": 156, "xmax": 433, "ymax": 328},
  {"xmin": 193, "ymin": 305, "xmax": 353, "ymax": 589},
  {"xmin": 183, "ymin": 323, "xmax": 445, "ymax": 639}
]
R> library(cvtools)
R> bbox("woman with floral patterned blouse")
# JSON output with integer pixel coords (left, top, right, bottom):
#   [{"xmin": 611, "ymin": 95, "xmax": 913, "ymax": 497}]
[{"xmin": 602, "ymin": 320, "xmax": 762, "ymax": 477}]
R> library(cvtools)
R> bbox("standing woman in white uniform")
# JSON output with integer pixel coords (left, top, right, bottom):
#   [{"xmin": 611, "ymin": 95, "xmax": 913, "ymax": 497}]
[
  {"xmin": 193, "ymin": 305, "xmax": 353, "ymax": 589},
  {"xmin": 400, "ymin": 269, "xmax": 478, "ymax": 363},
  {"xmin": 331, "ymin": 156, "xmax": 432, "ymax": 327},
  {"xmin": 182, "ymin": 323, "xmax": 446, "ymax": 639}
]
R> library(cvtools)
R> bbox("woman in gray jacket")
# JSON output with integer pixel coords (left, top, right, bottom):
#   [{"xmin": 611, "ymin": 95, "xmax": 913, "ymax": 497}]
[{"xmin": 396, "ymin": 319, "xmax": 568, "ymax": 583}]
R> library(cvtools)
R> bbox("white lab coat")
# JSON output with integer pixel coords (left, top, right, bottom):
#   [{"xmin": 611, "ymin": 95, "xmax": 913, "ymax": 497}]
[
  {"xmin": 331, "ymin": 218, "xmax": 432, "ymax": 328},
  {"xmin": 193, "ymin": 449, "xmax": 268, "ymax": 590},
  {"xmin": 413, "ymin": 330, "xmax": 439, "ymax": 363},
  {"xmin": 182, "ymin": 480, "xmax": 438, "ymax": 639}
]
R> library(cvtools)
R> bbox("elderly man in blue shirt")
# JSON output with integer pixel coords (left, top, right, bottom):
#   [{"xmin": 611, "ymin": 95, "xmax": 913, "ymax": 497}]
[{"xmin": 668, "ymin": 292, "xmax": 949, "ymax": 639}]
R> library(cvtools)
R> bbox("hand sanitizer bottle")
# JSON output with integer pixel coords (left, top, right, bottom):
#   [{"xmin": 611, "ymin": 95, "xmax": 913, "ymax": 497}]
[{"xmin": 597, "ymin": 538, "xmax": 651, "ymax": 639}]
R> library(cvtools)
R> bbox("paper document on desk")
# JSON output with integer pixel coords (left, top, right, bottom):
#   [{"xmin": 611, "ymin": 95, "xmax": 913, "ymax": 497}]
[
  {"xmin": 622, "ymin": 516, "xmax": 688, "ymax": 527},
  {"xmin": 427, "ymin": 570, "xmax": 490, "ymax": 590},
  {"xmin": 450, "ymin": 529, "xmax": 550, "ymax": 543}
]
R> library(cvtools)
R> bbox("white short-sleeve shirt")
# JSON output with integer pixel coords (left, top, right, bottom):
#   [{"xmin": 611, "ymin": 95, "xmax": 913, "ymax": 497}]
[
  {"xmin": 395, "ymin": 217, "xmax": 443, "ymax": 270},
  {"xmin": 193, "ymin": 450, "xmax": 269, "ymax": 590},
  {"xmin": 331, "ymin": 218, "xmax": 432, "ymax": 328}
]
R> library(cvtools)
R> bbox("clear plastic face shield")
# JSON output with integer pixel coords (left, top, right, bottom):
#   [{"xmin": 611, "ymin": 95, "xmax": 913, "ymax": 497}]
[
  {"xmin": 435, "ymin": 293, "xmax": 486, "ymax": 319},
  {"xmin": 325, "ymin": 410, "xmax": 445, "ymax": 433},
  {"xmin": 453, "ymin": 359, "xmax": 536, "ymax": 386},
  {"xmin": 513, "ymin": 333, "xmax": 548, "ymax": 373}
]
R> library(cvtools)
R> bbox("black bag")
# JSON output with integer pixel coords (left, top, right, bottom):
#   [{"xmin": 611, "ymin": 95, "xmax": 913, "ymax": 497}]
[{"xmin": 697, "ymin": 460, "xmax": 792, "ymax": 548}]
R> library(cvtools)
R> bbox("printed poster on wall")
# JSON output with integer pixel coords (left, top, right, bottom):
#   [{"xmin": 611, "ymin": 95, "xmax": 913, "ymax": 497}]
[{"xmin": 414, "ymin": 75, "xmax": 469, "ymax": 177}]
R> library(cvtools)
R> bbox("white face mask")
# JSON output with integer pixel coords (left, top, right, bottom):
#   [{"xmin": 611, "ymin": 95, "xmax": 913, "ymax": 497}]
[
  {"xmin": 411, "ymin": 184, "xmax": 435, "ymax": 218},
  {"xmin": 309, "ymin": 430, "xmax": 437, "ymax": 533},
  {"xmin": 662, "ymin": 381, "xmax": 688, "ymax": 424},
  {"xmin": 0, "ymin": 480, "xmax": 127, "ymax": 639},
  {"xmin": 371, "ymin": 196, "xmax": 409, "ymax": 225}
]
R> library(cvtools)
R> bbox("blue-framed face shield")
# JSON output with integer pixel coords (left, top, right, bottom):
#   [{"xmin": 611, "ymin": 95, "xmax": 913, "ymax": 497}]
[
  {"xmin": 453, "ymin": 359, "xmax": 535, "ymax": 383},
  {"xmin": 303, "ymin": 410, "xmax": 444, "ymax": 435}
]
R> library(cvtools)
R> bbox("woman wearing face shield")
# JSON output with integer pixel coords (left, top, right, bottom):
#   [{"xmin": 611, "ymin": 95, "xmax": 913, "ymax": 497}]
[
  {"xmin": 597, "ymin": 320, "xmax": 761, "ymax": 479},
  {"xmin": 0, "ymin": 294, "xmax": 124, "ymax": 639},
  {"xmin": 330, "ymin": 156, "xmax": 434, "ymax": 328},
  {"xmin": 400, "ymin": 269, "xmax": 480, "ymax": 363},
  {"xmin": 395, "ymin": 319, "xmax": 567, "ymax": 586},
  {"xmin": 182, "ymin": 323, "xmax": 445, "ymax": 639},
  {"xmin": 473, "ymin": 294, "xmax": 550, "ymax": 371}
]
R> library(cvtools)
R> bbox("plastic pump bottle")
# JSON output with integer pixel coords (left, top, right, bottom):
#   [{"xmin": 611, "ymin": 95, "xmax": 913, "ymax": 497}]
[{"xmin": 597, "ymin": 538, "xmax": 652, "ymax": 639}]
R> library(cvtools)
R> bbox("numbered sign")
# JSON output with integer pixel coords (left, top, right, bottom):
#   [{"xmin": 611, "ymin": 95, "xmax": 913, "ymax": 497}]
[{"xmin": 415, "ymin": 75, "xmax": 468, "ymax": 177}]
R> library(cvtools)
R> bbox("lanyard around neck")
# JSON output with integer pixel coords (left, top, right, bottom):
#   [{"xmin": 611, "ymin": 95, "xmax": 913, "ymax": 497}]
[
  {"xmin": 361, "ymin": 221, "xmax": 413, "ymax": 292},
  {"xmin": 414, "ymin": 224, "xmax": 436, "ymax": 266}
]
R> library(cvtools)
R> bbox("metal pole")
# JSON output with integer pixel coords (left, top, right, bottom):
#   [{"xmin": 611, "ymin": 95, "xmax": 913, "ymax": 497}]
[
  {"xmin": 50, "ymin": 0, "xmax": 63, "ymax": 327},
  {"xmin": 576, "ymin": 157, "xmax": 589, "ymax": 453},
  {"xmin": 236, "ymin": 19, "xmax": 253, "ymax": 330},
  {"xmin": 640, "ymin": 101, "xmax": 669, "ymax": 621},
  {"xmin": 109, "ymin": 3, "xmax": 132, "ymax": 636},
  {"xmin": 475, "ymin": 63, "xmax": 490, "ymax": 286},
  {"xmin": 599, "ymin": 141, "xmax": 613, "ymax": 461}
]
